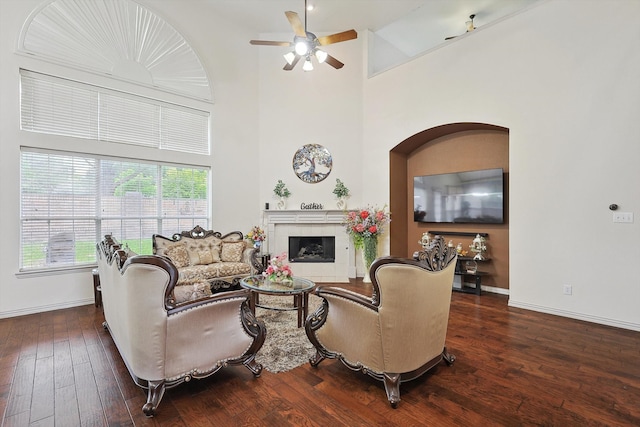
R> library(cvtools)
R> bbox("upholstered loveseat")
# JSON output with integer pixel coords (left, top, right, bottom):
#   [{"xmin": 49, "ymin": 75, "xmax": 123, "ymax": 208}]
[
  {"xmin": 96, "ymin": 235, "xmax": 266, "ymax": 416},
  {"xmin": 153, "ymin": 225, "xmax": 263, "ymax": 299}
]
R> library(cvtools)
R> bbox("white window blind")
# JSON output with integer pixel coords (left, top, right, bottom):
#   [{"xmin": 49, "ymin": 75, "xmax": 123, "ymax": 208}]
[
  {"xmin": 99, "ymin": 93, "xmax": 160, "ymax": 147},
  {"xmin": 20, "ymin": 70, "xmax": 210, "ymax": 155},
  {"xmin": 20, "ymin": 148, "xmax": 210, "ymax": 271},
  {"xmin": 20, "ymin": 73, "xmax": 99, "ymax": 139}
]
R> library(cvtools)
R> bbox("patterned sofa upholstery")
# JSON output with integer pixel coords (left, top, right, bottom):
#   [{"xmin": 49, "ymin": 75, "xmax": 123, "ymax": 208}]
[
  {"xmin": 96, "ymin": 234, "xmax": 266, "ymax": 416},
  {"xmin": 153, "ymin": 225, "xmax": 263, "ymax": 299}
]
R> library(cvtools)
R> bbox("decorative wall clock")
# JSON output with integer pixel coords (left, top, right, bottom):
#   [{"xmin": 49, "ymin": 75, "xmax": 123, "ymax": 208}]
[{"xmin": 292, "ymin": 144, "xmax": 332, "ymax": 183}]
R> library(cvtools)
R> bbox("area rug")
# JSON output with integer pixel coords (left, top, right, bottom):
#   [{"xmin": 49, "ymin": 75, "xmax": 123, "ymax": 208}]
[{"xmin": 254, "ymin": 293, "xmax": 322, "ymax": 373}]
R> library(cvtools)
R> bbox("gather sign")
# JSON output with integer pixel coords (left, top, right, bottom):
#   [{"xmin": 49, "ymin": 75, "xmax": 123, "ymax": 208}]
[{"xmin": 300, "ymin": 203, "xmax": 324, "ymax": 210}]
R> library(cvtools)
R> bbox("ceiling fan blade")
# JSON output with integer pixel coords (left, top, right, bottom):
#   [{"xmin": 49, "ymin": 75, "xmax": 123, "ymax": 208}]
[
  {"xmin": 283, "ymin": 55, "xmax": 301, "ymax": 71},
  {"xmin": 317, "ymin": 29, "xmax": 357, "ymax": 46},
  {"xmin": 250, "ymin": 40, "xmax": 292, "ymax": 47},
  {"xmin": 285, "ymin": 11, "xmax": 306, "ymax": 37},
  {"xmin": 324, "ymin": 54, "xmax": 344, "ymax": 69},
  {"xmin": 444, "ymin": 36, "xmax": 457, "ymax": 40}
]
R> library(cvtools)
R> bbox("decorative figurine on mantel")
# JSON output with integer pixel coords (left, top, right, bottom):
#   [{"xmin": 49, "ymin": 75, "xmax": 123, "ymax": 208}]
[
  {"xmin": 419, "ymin": 232, "xmax": 432, "ymax": 249},
  {"xmin": 470, "ymin": 234, "xmax": 487, "ymax": 260}
]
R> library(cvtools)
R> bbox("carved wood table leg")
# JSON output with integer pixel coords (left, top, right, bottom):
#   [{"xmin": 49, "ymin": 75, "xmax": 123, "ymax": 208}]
[
  {"xmin": 248, "ymin": 291, "xmax": 257, "ymax": 315},
  {"xmin": 302, "ymin": 291, "xmax": 310, "ymax": 328},
  {"xmin": 295, "ymin": 294, "xmax": 303, "ymax": 328}
]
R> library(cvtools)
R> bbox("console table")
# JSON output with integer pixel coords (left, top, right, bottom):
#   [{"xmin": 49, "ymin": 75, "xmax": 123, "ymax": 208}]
[
  {"xmin": 454, "ymin": 257, "xmax": 489, "ymax": 296},
  {"xmin": 428, "ymin": 231, "xmax": 491, "ymax": 296}
]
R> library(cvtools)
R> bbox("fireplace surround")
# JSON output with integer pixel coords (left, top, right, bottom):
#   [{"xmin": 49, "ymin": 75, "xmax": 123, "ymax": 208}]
[{"xmin": 263, "ymin": 210, "xmax": 352, "ymax": 282}]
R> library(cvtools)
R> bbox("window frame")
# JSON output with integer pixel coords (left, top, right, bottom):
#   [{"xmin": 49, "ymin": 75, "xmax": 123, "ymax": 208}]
[{"xmin": 20, "ymin": 147, "xmax": 211, "ymax": 273}]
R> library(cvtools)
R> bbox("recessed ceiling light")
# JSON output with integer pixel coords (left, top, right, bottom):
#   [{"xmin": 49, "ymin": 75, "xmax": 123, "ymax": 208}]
[{"xmin": 307, "ymin": 4, "xmax": 314, "ymax": 11}]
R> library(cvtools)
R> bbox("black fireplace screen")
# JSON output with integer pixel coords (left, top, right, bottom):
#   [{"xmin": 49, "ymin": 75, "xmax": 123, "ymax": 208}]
[{"xmin": 288, "ymin": 236, "xmax": 335, "ymax": 263}]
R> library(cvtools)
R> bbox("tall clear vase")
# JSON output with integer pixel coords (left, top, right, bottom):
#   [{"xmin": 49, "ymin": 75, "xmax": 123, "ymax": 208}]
[{"xmin": 362, "ymin": 236, "xmax": 378, "ymax": 283}]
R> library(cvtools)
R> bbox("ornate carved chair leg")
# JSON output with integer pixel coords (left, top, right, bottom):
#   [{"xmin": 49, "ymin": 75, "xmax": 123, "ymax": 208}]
[
  {"xmin": 142, "ymin": 380, "xmax": 165, "ymax": 417},
  {"xmin": 309, "ymin": 349, "xmax": 326, "ymax": 367},
  {"xmin": 383, "ymin": 372, "xmax": 401, "ymax": 408},
  {"xmin": 244, "ymin": 358, "xmax": 263, "ymax": 377},
  {"xmin": 442, "ymin": 347, "xmax": 456, "ymax": 365}
]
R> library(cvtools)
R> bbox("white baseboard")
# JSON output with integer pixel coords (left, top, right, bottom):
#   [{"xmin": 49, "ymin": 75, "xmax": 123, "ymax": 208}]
[
  {"xmin": 509, "ymin": 300, "xmax": 640, "ymax": 332},
  {"xmin": 0, "ymin": 298, "xmax": 94, "ymax": 319},
  {"xmin": 481, "ymin": 285, "xmax": 509, "ymax": 295}
]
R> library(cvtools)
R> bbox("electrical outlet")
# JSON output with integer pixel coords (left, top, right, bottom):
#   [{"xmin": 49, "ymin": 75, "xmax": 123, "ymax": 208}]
[
  {"xmin": 613, "ymin": 212, "xmax": 634, "ymax": 223},
  {"xmin": 563, "ymin": 284, "xmax": 572, "ymax": 295}
]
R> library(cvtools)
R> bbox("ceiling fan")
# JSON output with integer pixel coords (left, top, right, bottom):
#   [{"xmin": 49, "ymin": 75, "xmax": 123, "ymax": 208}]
[
  {"xmin": 249, "ymin": 0, "xmax": 357, "ymax": 71},
  {"xmin": 445, "ymin": 14, "xmax": 476, "ymax": 40}
]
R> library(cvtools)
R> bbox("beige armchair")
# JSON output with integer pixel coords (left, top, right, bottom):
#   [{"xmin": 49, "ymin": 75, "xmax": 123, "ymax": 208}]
[
  {"xmin": 305, "ymin": 236, "xmax": 457, "ymax": 407},
  {"xmin": 96, "ymin": 235, "xmax": 266, "ymax": 416}
]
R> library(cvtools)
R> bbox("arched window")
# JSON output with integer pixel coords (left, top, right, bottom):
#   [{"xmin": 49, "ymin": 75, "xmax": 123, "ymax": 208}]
[{"xmin": 17, "ymin": 0, "xmax": 213, "ymax": 272}]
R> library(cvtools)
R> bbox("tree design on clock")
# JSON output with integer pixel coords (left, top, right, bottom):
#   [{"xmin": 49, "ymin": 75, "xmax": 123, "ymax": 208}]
[{"xmin": 292, "ymin": 144, "xmax": 333, "ymax": 183}]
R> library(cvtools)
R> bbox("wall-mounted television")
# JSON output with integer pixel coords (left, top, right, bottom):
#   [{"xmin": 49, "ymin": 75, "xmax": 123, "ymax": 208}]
[{"xmin": 413, "ymin": 168, "xmax": 504, "ymax": 224}]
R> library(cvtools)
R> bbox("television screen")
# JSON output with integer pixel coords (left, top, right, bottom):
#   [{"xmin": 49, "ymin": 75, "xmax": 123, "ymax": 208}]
[{"xmin": 414, "ymin": 168, "xmax": 504, "ymax": 224}]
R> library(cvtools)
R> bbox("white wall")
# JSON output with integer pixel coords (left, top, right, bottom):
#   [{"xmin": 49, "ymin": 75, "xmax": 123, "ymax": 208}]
[
  {"xmin": 361, "ymin": 0, "xmax": 640, "ymax": 330},
  {"xmin": 256, "ymin": 32, "xmax": 365, "ymax": 213},
  {"xmin": 0, "ymin": 0, "xmax": 261, "ymax": 317},
  {"xmin": 2, "ymin": 0, "xmax": 638, "ymax": 331}
]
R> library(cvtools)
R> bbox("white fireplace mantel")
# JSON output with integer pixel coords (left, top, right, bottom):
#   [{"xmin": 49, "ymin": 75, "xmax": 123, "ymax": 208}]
[
  {"xmin": 262, "ymin": 210, "xmax": 353, "ymax": 283},
  {"xmin": 263, "ymin": 209, "xmax": 345, "ymax": 225}
]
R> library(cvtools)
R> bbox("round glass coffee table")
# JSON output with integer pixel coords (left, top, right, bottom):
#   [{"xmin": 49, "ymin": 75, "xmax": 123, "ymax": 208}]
[{"xmin": 240, "ymin": 275, "xmax": 315, "ymax": 328}]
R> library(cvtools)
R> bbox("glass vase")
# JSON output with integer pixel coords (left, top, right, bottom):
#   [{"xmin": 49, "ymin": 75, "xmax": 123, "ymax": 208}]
[{"xmin": 362, "ymin": 236, "xmax": 378, "ymax": 283}]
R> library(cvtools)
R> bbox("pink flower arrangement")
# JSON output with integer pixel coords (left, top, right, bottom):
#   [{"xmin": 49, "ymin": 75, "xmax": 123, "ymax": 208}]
[
  {"xmin": 263, "ymin": 252, "xmax": 293, "ymax": 283},
  {"xmin": 344, "ymin": 206, "xmax": 391, "ymax": 248}
]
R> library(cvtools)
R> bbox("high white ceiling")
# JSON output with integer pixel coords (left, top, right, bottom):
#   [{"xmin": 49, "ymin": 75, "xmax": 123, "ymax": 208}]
[{"xmin": 207, "ymin": 0, "xmax": 542, "ymax": 51}]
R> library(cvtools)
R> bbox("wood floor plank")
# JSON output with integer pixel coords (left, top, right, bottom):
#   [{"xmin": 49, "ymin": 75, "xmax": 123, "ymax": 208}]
[
  {"xmin": 54, "ymin": 384, "xmax": 80, "ymax": 427},
  {"xmin": 53, "ymin": 340, "xmax": 74, "ymax": 390},
  {"xmin": 29, "ymin": 356, "xmax": 54, "ymax": 423},
  {"xmin": 1, "ymin": 283, "xmax": 639, "ymax": 426},
  {"xmin": 4, "ymin": 354, "xmax": 36, "ymax": 418},
  {"xmin": 2, "ymin": 409, "xmax": 30, "ymax": 427},
  {"xmin": 72, "ymin": 362, "xmax": 106, "ymax": 427}
]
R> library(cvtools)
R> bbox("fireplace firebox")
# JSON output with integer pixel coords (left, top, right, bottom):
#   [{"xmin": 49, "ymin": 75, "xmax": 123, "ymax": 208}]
[{"xmin": 289, "ymin": 236, "xmax": 335, "ymax": 263}]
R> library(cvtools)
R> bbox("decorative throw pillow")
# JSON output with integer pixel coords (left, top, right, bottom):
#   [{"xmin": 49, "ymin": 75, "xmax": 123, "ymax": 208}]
[
  {"xmin": 184, "ymin": 236, "xmax": 222, "ymax": 265},
  {"xmin": 220, "ymin": 241, "xmax": 244, "ymax": 262},
  {"xmin": 173, "ymin": 281, "xmax": 212, "ymax": 303},
  {"xmin": 194, "ymin": 249, "xmax": 214, "ymax": 265},
  {"xmin": 164, "ymin": 243, "xmax": 190, "ymax": 268}
]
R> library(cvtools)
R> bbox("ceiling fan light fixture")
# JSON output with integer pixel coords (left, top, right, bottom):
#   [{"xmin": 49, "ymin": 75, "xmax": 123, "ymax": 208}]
[
  {"xmin": 315, "ymin": 49, "xmax": 327, "ymax": 63},
  {"xmin": 295, "ymin": 40, "xmax": 309, "ymax": 55},
  {"xmin": 302, "ymin": 57, "xmax": 314, "ymax": 71},
  {"xmin": 250, "ymin": 1, "xmax": 357, "ymax": 71},
  {"xmin": 284, "ymin": 51, "xmax": 296, "ymax": 65}
]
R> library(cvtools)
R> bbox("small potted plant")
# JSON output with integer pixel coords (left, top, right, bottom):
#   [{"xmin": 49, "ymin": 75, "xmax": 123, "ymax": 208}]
[
  {"xmin": 274, "ymin": 180, "xmax": 291, "ymax": 209},
  {"xmin": 333, "ymin": 179, "xmax": 350, "ymax": 209}
]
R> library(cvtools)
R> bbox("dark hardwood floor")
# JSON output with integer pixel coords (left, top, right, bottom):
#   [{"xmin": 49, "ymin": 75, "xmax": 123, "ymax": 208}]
[{"xmin": 1, "ymin": 280, "xmax": 639, "ymax": 426}]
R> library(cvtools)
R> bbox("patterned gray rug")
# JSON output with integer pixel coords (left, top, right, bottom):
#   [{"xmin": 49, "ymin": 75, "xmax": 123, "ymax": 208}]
[{"xmin": 254, "ymin": 294, "xmax": 323, "ymax": 373}]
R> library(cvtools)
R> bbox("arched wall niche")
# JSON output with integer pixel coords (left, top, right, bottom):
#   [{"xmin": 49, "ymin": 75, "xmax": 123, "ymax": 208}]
[
  {"xmin": 389, "ymin": 122, "xmax": 510, "ymax": 291},
  {"xmin": 18, "ymin": 0, "xmax": 212, "ymax": 101}
]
